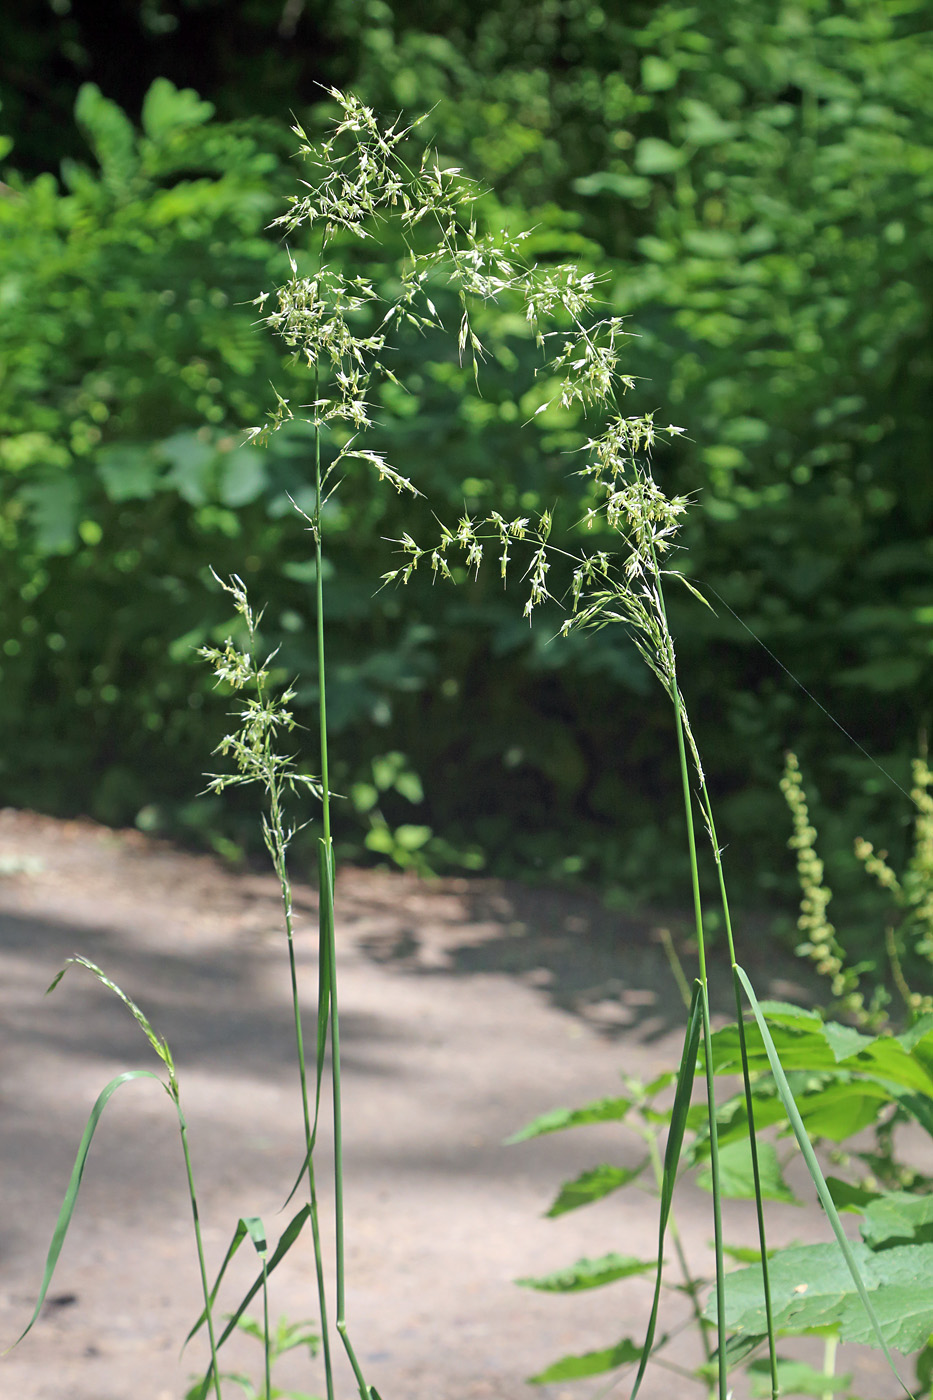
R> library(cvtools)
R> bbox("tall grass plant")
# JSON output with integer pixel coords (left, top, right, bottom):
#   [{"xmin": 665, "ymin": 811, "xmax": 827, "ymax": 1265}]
[{"xmin": 7, "ymin": 87, "xmax": 927, "ymax": 1400}]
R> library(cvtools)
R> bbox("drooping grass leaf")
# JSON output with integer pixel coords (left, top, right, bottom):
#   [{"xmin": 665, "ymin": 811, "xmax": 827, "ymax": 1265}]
[
  {"xmin": 545, "ymin": 1162, "xmax": 647, "ymax": 1217},
  {"xmin": 629, "ymin": 979, "xmax": 703, "ymax": 1400},
  {"xmin": 7, "ymin": 1069, "xmax": 164, "ymax": 1349},
  {"xmin": 733, "ymin": 965, "xmax": 916, "ymax": 1397},
  {"xmin": 516, "ymin": 1253, "xmax": 655, "ymax": 1292},
  {"xmin": 506, "ymin": 1095, "xmax": 632, "ymax": 1144},
  {"xmin": 529, "ymin": 1337, "xmax": 642, "ymax": 1384},
  {"xmin": 696, "ymin": 1137, "xmax": 801, "ymax": 1204}
]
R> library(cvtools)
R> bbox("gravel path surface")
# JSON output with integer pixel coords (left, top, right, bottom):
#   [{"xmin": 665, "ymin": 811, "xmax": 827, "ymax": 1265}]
[{"xmin": 0, "ymin": 810, "xmax": 905, "ymax": 1400}]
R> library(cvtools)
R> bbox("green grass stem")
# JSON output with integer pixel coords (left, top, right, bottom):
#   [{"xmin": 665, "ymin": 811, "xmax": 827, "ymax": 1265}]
[
  {"xmin": 671, "ymin": 690, "xmax": 728, "ymax": 1400},
  {"xmin": 176, "ymin": 1099, "xmax": 225, "ymax": 1400},
  {"xmin": 698, "ymin": 785, "xmax": 779, "ymax": 1399},
  {"xmin": 629, "ymin": 980, "xmax": 703, "ymax": 1399},
  {"xmin": 270, "ymin": 786, "xmax": 335, "ymax": 1400}
]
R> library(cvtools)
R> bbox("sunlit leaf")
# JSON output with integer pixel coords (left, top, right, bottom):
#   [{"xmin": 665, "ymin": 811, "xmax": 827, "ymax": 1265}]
[
  {"xmin": 529, "ymin": 1338, "xmax": 641, "ymax": 1384},
  {"xmin": 516, "ymin": 1253, "xmax": 654, "ymax": 1293},
  {"xmin": 545, "ymin": 1162, "xmax": 645, "ymax": 1217}
]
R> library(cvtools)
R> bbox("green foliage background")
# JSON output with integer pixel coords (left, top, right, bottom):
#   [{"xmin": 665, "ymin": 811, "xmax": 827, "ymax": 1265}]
[{"xmin": 1, "ymin": 0, "xmax": 932, "ymax": 945}]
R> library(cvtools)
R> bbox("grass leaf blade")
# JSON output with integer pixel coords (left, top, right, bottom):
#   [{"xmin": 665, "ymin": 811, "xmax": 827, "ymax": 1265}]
[
  {"xmin": 629, "ymin": 979, "xmax": 703, "ymax": 1399},
  {"xmin": 6, "ymin": 1069, "xmax": 163, "ymax": 1350}
]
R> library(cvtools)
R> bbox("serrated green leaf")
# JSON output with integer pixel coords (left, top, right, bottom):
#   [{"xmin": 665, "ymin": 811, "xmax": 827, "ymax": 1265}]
[
  {"xmin": 97, "ymin": 443, "xmax": 161, "ymax": 502},
  {"xmin": 545, "ymin": 1162, "xmax": 644, "ymax": 1217},
  {"xmin": 516, "ymin": 1253, "xmax": 655, "ymax": 1293},
  {"xmin": 529, "ymin": 1338, "xmax": 641, "ymax": 1384},
  {"xmin": 697, "ymin": 1138, "xmax": 801, "ymax": 1204},
  {"xmin": 141, "ymin": 77, "xmax": 215, "ymax": 141},
  {"xmin": 861, "ymin": 1192, "xmax": 933, "ymax": 1249},
  {"xmin": 708, "ymin": 1238, "xmax": 933, "ymax": 1354},
  {"xmin": 75, "ymin": 82, "xmax": 138, "ymax": 189},
  {"xmin": 506, "ymin": 1095, "xmax": 632, "ymax": 1144},
  {"xmin": 734, "ymin": 967, "xmax": 914, "ymax": 1393}
]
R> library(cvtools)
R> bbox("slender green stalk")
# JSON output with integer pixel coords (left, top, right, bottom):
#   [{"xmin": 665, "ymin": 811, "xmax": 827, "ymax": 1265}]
[
  {"xmin": 261, "ymin": 1259, "xmax": 271, "ymax": 1400},
  {"xmin": 670, "ymin": 689, "xmax": 728, "ymax": 1400},
  {"xmin": 176, "ymin": 1104, "xmax": 224, "ymax": 1400},
  {"xmin": 269, "ymin": 784, "xmax": 335, "ymax": 1400},
  {"xmin": 641, "ymin": 1121, "xmax": 714, "ymax": 1379},
  {"xmin": 822, "ymin": 1333, "xmax": 838, "ymax": 1400},
  {"xmin": 655, "ymin": 564, "xmax": 776, "ymax": 1397},
  {"xmin": 311, "ymin": 367, "xmax": 372, "ymax": 1400},
  {"xmin": 313, "ymin": 372, "xmax": 332, "ymax": 852},
  {"xmin": 700, "ymin": 787, "xmax": 779, "ymax": 1399}
]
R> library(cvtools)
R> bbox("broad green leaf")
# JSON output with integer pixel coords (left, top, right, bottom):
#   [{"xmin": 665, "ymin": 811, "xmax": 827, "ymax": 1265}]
[
  {"xmin": 723, "ymin": 1244, "xmax": 769, "ymax": 1264},
  {"xmin": 641, "ymin": 1071, "xmax": 676, "ymax": 1097},
  {"xmin": 855, "ymin": 1036, "xmax": 933, "ymax": 1097},
  {"xmin": 748, "ymin": 1357, "xmax": 853, "ymax": 1396},
  {"xmin": 821, "ymin": 1021, "xmax": 874, "ymax": 1062},
  {"xmin": 697, "ymin": 1138, "xmax": 800, "ymax": 1204},
  {"xmin": 894, "ymin": 1013, "xmax": 933, "ymax": 1056},
  {"xmin": 218, "ymin": 447, "xmax": 266, "ymax": 507},
  {"xmin": 506, "ymin": 1095, "xmax": 632, "ymax": 1144},
  {"xmin": 75, "ymin": 82, "xmax": 138, "ymax": 189},
  {"xmin": 825, "ymin": 1176, "xmax": 880, "ymax": 1213},
  {"xmin": 97, "ymin": 444, "xmax": 161, "ymax": 502},
  {"xmin": 680, "ymin": 99, "xmax": 739, "ymax": 147},
  {"xmin": 641, "ymin": 55, "xmax": 678, "ymax": 91},
  {"xmin": 688, "ymin": 1087, "xmax": 788, "ymax": 1155},
  {"xmin": 796, "ymin": 1078, "xmax": 892, "ymax": 1141},
  {"xmin": 572, "ymin": 170, "xmax": 652, "ymax": 200},
  {"xmin": 545, "ymin": 1162, "xmax": 644, "ymax": 1217},
  {"xmin": 20, "ymin": 474, "xmax": 80, "ymax": 553},
  {"xmin": 708, "ymin": 1238, "xmax": 933, "ymax": 1355},
  {"xmin": 634, "ymin": 137, "xmax": 687, "ymax": 175},
  {"xmin": 529, "ymin": 1338, "xmax": 641, "ymax": 1384},
  {"xmin": 917, "ymin": 1339, "xmax": 933, "ymax": 1391},
  {"xmin": 706, "ymin": 1017, "xmax": 836, "ymax": 1078},
  {"xmin": 861, "ymin": 1192, "xmax": 933, "ymax": 1249},
  {"xmin": 141, "ymin": 77, "xmax": 215, "ymax": 140},
  {"xmin": 159, "ymin": 432, "xmax": 215, "ymax": 506},
  {"xmin": 734, "ymin": 966, "xmax": 913, "ymax": 1394},
  {"xmin": 516, "ymin": 1253, "xmax": 654, "ymax": 1293},
  {"xmin": 840, "ymin": 1269, "xmax": 933, "ymax": 1356}
]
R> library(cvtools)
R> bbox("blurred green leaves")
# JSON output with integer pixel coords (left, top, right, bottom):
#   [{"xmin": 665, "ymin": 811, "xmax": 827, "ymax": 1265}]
[{"xmin": 1, "ymin": 4, "xmax": 932, "ymax": 923}]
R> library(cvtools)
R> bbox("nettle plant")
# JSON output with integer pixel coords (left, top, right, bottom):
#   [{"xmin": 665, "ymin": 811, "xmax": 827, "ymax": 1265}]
[
  {"xmin": 505, "ymin": 758, "xmax": 933, "ymax": 1400},
  {"xmin": 11, "ymin": 89, "xmax": 924, "ymax": 1400}
]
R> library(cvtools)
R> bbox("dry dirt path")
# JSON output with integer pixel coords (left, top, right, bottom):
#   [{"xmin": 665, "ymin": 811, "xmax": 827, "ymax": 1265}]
[{"xmin": 0, "ymin": 810, "xmax": 905, "ymax": 1400}]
